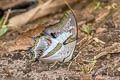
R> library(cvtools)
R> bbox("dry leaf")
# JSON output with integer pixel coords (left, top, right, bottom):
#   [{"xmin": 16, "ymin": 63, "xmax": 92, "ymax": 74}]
[
  {"xmin": 8, "ymin": 0, "xmax": 78, "ymax": 29},
  {"xmin": 6, "ymin": 26, "xmax": 45, "ymax": 52},
  {"xmin": 8, "ymin": 0, "xmax": 52, "ymax": 29},
  {"xmin": 23, "ymin": 26, "xmax": 46, "ymax": 37},
  {"xmin": 0, "ymin": 0, "xmax": 35, "ymax": 10},
  {"xmin": 8, "ymin": 36, "xmax": 34, "ymax": 52}
]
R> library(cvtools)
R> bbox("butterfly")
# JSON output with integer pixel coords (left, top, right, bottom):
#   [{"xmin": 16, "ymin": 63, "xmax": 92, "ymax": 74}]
[{"xmin": 31, "ymin": 11, "xmax": 77, "ymax": 63}]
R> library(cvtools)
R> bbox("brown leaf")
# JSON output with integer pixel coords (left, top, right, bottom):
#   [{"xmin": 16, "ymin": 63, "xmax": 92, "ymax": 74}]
[
  {"xmin": 8, "ymin": 0, "xmax": 78, "ymax": 29},
  {"xmin": 80, "ymin": 74, "xmax": 93, "ymax": 80},
  {"xmin": 6, "ymin": 26, "xmax": 45, "ymax": 52},
  {"xmin": 23, "ymin": 26, "xmax": 46, "ymax": 37},
  {"xmin": 8, "ymin": 36, "xmax": 34, "ymax": 52},
  {"xmin": 0, "ymin": 0, "xmax": 34, "ymax": 9}
]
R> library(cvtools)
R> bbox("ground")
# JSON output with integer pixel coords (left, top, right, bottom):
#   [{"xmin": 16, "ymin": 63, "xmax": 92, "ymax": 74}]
[{"xmin": 0, "ymin": 0, "xmax": 120, "ymax": 80}]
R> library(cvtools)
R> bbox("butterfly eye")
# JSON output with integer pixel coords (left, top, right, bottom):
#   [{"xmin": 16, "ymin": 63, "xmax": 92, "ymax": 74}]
[{"xmin": 50, "ymin": 33, "xmax": 57, "ymax": 38}]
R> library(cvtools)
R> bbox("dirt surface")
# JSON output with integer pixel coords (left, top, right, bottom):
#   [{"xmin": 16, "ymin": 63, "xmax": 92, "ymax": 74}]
[{"xmin": 0, "ymin": 0, "xmax": 120, "ymax": 80}]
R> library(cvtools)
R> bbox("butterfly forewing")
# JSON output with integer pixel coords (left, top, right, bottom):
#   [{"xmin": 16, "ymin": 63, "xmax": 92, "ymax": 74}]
[{"xmin": 44, "ymin": 11, "xmax": 77, "ymax": 42}]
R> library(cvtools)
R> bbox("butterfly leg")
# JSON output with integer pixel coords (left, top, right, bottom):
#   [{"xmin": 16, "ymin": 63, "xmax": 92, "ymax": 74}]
[
  {"xmin": 67, "ymin": 61, "xmax": 73, "ymax": 71},
  {"xmin": 49, "ymin": 61, "xmax": 58, "ymax": 70}
]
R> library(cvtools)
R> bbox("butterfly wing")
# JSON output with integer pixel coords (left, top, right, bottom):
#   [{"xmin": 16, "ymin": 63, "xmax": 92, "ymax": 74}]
[
  {"xmin": 44, "ymin": 11, "xmax": 77, "ymax": 43},
  {"xmin": 39, "ymin": 11, "xmax": 78, "ymax": 62}
]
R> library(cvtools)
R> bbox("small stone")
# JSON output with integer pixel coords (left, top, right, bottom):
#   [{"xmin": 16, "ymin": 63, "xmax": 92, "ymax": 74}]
[
  {"xmin": 117, "ymin": 67, "xmax": 120, "ymax": 72},
  {"xmin": 96, "ymin": 75, "xmax": 105, "ymax": 80},
  {"xmin": 96, "ymin": 27, "xmax": 107, "ymax": 33}
]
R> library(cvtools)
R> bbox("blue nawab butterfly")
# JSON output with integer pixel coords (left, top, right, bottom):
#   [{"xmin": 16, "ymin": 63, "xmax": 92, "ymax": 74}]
[{"xmin": 31, "ymin": 11, "xmax": 77, "ymax": 63}]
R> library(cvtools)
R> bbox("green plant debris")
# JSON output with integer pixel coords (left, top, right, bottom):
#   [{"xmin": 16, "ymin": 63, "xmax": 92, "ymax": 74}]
[
  {"xmin": 94, "ymin": 2, "xmax": 101, "ymax": 10},
  {"xmin": 0, "ymin": 16, "xmax": 5, "ymax": 27},
  {"xmin": 0, "ymin": 15, "xmax": 9, "ymax": 36},
  {"xmin": 83, "ymin": 24, "xmax": 91, "ymax": 35},
  {"xmin": 0, "ymin": 25, "xmax": 8, "ymax": 36}
]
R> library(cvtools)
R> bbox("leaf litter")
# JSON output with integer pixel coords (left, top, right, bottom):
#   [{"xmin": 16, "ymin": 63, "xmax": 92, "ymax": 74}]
[{"xmin": 6, "ymin": 25, "xmax": 46, "ymax": 52}]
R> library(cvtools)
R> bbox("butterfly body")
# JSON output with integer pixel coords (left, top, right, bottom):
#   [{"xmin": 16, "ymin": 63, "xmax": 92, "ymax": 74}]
[{"xmin": 32, "ymin": 11, "xmax": 77, "ymax": 63}]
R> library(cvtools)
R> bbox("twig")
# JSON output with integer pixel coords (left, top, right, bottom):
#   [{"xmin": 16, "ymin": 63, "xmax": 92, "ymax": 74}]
[
  {"xmin": 3, "ymin": 67, "xmax": 12, "ymax": 77},
  {"xmin": 3, "ymin": 67, "xmax": 16, "ymax": 80},
  {"xmin": 67, "ymin": 61, "xmax": 73, "ymax": 71},
  {"xmin": 94, "ymin": 51, "xmax": 108, "ymax": 60},
  {"xmin": 94, "ymin": 51, "xmax": 120, "ymax": 60},
  {"xmin": 2, "ymin": 9, "xmax": 11, "ymax": 27},
  {"xmin": 94, "ymin": 43, "xmax": 120, "ymax": 59},
  {"xmin": 78, "ymin": 36, "xmax": 93, "ymax": 51},
  {"xmin": 49, "ymin": 61, "xmax": 58, "ymax": 70}
]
